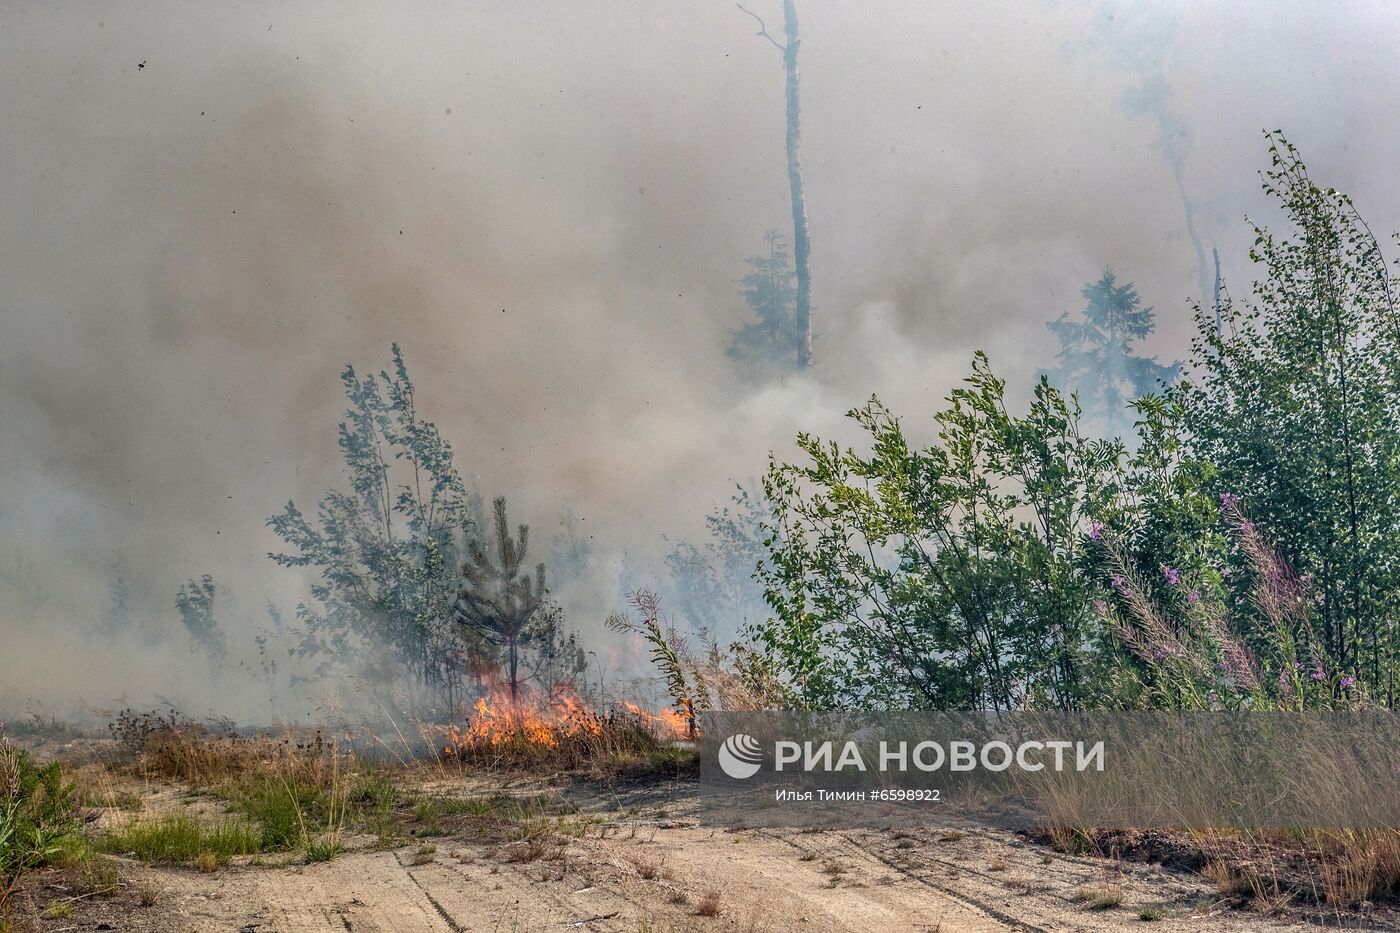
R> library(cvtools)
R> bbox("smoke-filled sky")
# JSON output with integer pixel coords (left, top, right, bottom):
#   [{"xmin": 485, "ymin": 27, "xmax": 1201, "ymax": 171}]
[{"xmin": 4, "ymin": 0, "xmax": 1400, "ymax": 719}]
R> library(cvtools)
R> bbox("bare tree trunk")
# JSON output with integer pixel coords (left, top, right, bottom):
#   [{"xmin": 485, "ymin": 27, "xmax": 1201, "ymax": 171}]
[
  {"xmin": 783, "ymin": 0, "xmax": 812, "ymax": 368},
  {"xmin": 508, "ymin": 636, "xmax": 519, "ymax": 703},
  {"xmin": 1212, "ymin": 245, "xmax": 1222, "ymax": 334}
]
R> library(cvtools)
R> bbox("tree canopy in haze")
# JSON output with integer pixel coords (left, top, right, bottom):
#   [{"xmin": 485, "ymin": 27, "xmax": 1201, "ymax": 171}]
[
  {"xmin": 727, "ymin": 231, "xmax": 803, "ymax": 378},
  {"xmin": 748, "ymin": 135, "xmax": 1400, "ymax": 712},
  {"xmin": 1046, "ymin": 270, "xmax": 1178, "ymax": 432},
  {"xmin": 266, "ymin": 345, "xmax": 482, "ymax": 699}
]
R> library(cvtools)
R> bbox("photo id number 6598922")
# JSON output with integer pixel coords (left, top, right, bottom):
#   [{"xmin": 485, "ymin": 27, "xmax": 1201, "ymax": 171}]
[{"xmin": 869, "ymin": 789, "xmax": 940, "ymax": 802}]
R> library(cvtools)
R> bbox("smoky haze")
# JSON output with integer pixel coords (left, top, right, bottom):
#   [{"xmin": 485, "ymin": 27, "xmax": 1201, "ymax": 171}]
[{"xmin": 3, "ymin": 0, "xmax": 1399, "ymax": 722}]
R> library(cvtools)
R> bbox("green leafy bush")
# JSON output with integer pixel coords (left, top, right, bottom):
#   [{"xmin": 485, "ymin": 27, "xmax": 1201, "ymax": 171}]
[
  {"xmin": 0, "ymin": 728, "xmax": 83, "ymax": 910},
  {"xmin": 746, "ymin": 134, "xmax": 1400, "ymax": 712}
]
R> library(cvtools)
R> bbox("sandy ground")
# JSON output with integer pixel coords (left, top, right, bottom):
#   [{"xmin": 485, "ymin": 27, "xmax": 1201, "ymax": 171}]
[
  {"xmin": 26, "ymin": 772, "xmax": 1342, "ymax": 933},
  {"xmin": 105, "ymin": 823, "xmax": 1320, "ymax": 932}
]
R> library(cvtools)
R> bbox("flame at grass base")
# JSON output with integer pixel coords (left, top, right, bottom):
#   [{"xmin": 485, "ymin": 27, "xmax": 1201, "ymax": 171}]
[
  {"xmin": 445, "ymin": 686, "xmax": 602, "ymax": 752},
  {"xmin": 443, "ymin": 686, "xmax": 690, "ymax": 757},
  {"xmin": 618, "ymin": 701, "xmax": 691, "ymax": 740}
]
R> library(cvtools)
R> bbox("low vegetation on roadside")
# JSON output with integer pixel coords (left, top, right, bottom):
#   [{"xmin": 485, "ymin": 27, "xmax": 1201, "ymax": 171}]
[{"xmin": 1, "ymin": 726, "xmax": 84, "ymax": 914}]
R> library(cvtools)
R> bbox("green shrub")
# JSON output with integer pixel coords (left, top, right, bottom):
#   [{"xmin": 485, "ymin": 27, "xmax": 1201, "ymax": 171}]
[{"xmin": 1, "ymin": 731, "xmax": 84, "ymax": 909}]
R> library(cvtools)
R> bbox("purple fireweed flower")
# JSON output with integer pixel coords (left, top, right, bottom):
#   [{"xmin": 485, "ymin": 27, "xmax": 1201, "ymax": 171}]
[
  {"xmin": 1111, "ymin": 575, "xmax": 1124, "ymax": 590},
  {"xmin": 1093, "ymin": 598, "xmax": 1107, "ymax": 613},
  {"xmin": 1278, "ymin": 672, "xmax": 1291, "ymax": 689},
  {"xmin": 1187, "ymin": 589, "xmax": 1201, "ymax": 604},
  {"xmin": 1164, "ymin": 567, "xmax": 1181, "ymax": 586},
  {"xmin": 1220, "ymin": 492, "xmax": 1239, "ymax": 509},
  {"xmin": 1310, "ymin": 668, "xmax": 1326, "ymax": 681},
  {"xmin": 1088, "ymin": 521, "xmax": 1104, "ymax": 541},
  {"xmin": 1341, "ymin": 676, "xmax": 1356, "ymax": 689}
]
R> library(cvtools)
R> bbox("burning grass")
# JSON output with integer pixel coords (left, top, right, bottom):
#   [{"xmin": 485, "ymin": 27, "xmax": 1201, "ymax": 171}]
[
  {"xmin": 443, "ymin": 686, "xmax": 694, "ymax": 774},
  {"xmin": 80, "ymin": 694, "xmax": 689, "ymax": 870}
]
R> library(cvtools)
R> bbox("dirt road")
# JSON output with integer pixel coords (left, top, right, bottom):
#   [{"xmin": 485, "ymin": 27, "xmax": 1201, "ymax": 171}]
[{"xmin": 95, "ymin": 779, "xmax": 1310, "ymax": 932}]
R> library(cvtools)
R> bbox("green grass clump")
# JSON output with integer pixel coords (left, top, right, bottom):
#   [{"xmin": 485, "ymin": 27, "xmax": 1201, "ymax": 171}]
[
  {"xmin": 349, "ymin": 778, "xmax": 395, "ymax": 840},
  {"xmin": 349, "ymin": 778, "xmax": 395, "ymax": 813},
  {"xmin": 97, "ymin": 815, "xmax": 261, "ymax": 864},
  {"xmin": 227, "ymin": 779, "xmax": 326, "ymax": 849},
  {"xmin": 304, "ymin": 837, "xmax": 342, "ymax": 863},
  {"xmin": 413, "ymin": 794, "xmax": 499, "ymax": 821}
]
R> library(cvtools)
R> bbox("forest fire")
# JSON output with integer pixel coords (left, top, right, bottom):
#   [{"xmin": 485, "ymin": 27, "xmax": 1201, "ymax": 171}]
[
  {"xmin": 443, "ymin": 687, "xmax": 689, "ymax": 755},
  {"xmin": 445, "ymin": 686, "xmax": 601, "ymax": 751}
]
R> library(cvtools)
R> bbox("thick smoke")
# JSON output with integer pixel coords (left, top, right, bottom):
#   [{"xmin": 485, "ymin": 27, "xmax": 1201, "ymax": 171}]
[{"xmin": 3, "ymin": 1, "xmax": 1400, "ymax": 722}]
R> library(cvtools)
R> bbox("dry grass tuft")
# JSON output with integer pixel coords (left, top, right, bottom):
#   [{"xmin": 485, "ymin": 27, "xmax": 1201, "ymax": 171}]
[
  {"xmin": 695, "ymin": 889, "xmax": 722, "ymax": 917},
  {"xmin": 1071, "ymin": 884, "xmax": 1124, "ymax": 911},
  {"xmin": 72, "ymin": 856, "xmax": 120, "ymax": 897},
  {"xmin": 136, "ymin": 881, "xmax": 163, "ymax": 907},
  {"xmin": 1314, "ymin": 828, "xmax": 1400, "ymax": 905}
]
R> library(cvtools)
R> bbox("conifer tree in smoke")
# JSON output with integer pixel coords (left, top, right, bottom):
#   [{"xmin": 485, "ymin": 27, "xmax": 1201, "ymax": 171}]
[
  {"xmin": 454, "ymin": 497, "xmax": 581, "ymax": 702},
  {"xmin": 1046, "ymin": 270, "xmax": 1178, "ymax": 434},
  {"xmin": 726, "ymin": 231, "xmax": 802, "ymax": 378}
]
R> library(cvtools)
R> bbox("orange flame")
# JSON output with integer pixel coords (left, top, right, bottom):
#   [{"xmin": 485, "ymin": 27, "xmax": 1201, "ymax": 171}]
[
  {"xmin": 619, "ymin": 701, "xmax": 691, "ymax": 739},
  {"xmin": 445, "ymin": 685, "xmax": 601, "ymax": 752},
  {"xmin": 444, "ymin": 685, "xmax": 691, "ymax": 755}
]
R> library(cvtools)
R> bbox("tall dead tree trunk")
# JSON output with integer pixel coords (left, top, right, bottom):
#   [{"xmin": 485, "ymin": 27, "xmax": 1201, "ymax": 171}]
[
  {"xmin": 740, "ymin": 1, "xmax": 812, "ymax": 369},
  {"xmin": 782, "ymin": 0, "xmax": 812, "ymax": 368},
  {"xmin": 1212, "ymin": 244, "xmax": 1222, "ymax": 335}
]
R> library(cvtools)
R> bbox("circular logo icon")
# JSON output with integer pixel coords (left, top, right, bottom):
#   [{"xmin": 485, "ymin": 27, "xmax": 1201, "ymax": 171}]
[{"xmin": 718, "ymin": 733, "xmax": 763, "ymax": 779}]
